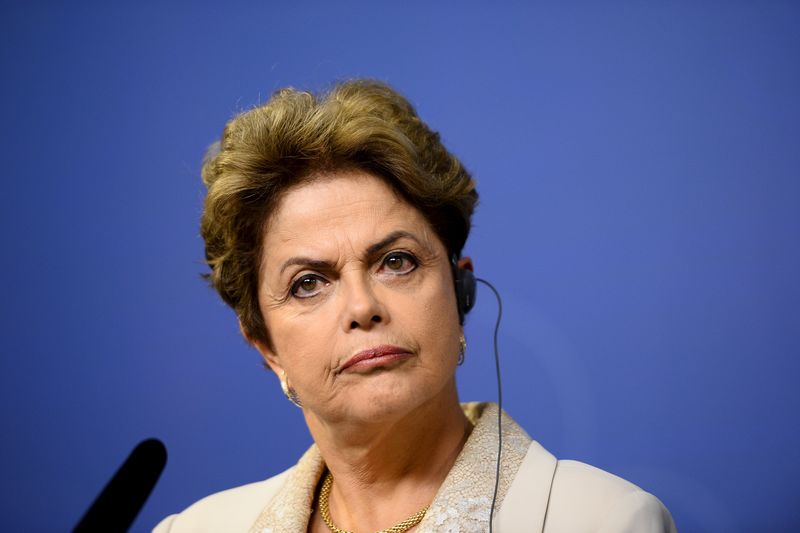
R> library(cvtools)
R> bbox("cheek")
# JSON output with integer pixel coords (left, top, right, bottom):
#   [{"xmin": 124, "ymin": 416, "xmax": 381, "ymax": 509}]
[
  {"xmin": 398, "ymin": 281, "xmax": 461, "ymax": 355},
  {"xmin": 431, "ymin": 275, "xmax": 461, "ymax": 324},
  {"xmin": 268, "ymin": 314, "xmax": 336, "ymax": 374}
]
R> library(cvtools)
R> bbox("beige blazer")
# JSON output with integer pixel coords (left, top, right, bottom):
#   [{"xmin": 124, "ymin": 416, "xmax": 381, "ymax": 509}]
[{"xmin": 155, "ymin": 404, "xmax": 676, "ymax": 532}]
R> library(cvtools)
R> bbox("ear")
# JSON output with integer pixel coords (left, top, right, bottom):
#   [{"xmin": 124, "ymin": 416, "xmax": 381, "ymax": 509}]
[
  {"xmin": 457, "ymin": 256, "xmax": 474, "ymax": 272},
  {"xmin": 239, "ymin": 319, "xmax": 283, "ymax": 375}
]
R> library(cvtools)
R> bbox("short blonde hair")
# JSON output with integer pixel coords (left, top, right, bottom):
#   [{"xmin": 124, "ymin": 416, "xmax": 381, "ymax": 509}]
[{"xmin": 201, "ymin": 79, "xmax": 478, "ymax": 344}]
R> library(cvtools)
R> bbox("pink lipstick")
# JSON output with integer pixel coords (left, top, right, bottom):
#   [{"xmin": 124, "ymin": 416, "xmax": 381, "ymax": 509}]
[{"xmin": 341, "ymin": 345, "xmax": 412, "ymax": 373}]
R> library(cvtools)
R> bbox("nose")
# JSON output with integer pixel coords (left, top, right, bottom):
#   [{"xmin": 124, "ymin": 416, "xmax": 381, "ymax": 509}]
[{"xmin": 340, "ymin": 273, "xmax": 387, "ymax": 331}]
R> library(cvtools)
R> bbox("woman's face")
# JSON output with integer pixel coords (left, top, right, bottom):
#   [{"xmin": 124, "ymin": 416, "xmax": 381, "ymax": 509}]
[{"xmin": 254, "ymin": 169, "xmax": 464, "ymax": 425}]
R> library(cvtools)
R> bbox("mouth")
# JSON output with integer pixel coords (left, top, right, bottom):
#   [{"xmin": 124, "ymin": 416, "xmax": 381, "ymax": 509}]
[{"xmin": 340, "ymin": 345, "xmax": 413, "ymax": 373}]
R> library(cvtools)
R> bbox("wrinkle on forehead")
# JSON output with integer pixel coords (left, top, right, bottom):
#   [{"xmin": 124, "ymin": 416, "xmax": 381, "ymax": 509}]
[
  {"xmin": 262, "ymin": 169, "xmax": 406, "ymax": 234},
  {"xmin": 258, "ymin": 171, "xmax": 437, "ymax": 280}
]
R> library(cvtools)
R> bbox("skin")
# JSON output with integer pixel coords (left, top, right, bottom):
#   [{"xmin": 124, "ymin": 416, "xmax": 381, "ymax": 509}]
[{"xmin": 248, "ymin": 169, "xmax": 474, "ymax": 531}]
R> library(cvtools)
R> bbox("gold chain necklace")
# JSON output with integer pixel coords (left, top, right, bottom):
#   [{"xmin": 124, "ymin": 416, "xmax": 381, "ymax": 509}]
[{"xmin": 318, "ymin": 471, "xmax": 429, "ymax": 533}]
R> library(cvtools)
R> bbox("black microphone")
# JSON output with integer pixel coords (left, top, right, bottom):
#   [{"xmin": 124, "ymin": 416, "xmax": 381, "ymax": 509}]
[{"xmin": 73, "ymin": 438, "xmax": 167, "ymax": 533}]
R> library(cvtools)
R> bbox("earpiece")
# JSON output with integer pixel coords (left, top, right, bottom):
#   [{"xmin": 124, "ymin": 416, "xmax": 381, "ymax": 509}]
[
  {"xmin": 450, "ymin": 266, "xmax": 506, "ymax": 530},
  {"xmin": 451, "ymin": 255, "xmax": 476, "ymax": 324}
]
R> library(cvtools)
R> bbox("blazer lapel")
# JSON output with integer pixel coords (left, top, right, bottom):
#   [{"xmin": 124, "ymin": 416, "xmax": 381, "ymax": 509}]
[{"xmin": 493, "ymin": 440, "xmax": 557, "ymax": 532}]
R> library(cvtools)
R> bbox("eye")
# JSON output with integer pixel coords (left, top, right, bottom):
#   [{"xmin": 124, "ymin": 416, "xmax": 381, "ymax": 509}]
[
  {"xmin": 380, "ymin": 252, "xmax": 417, "ymax": 275},
  {"xmin": 290, "ymin": 274, "xmax": 327, "ymax": 298}
]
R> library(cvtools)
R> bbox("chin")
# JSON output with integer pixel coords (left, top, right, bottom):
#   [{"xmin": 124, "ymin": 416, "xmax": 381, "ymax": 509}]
[{"xmin": 339, "ymin": 384, "xmax": 424, "ymax": 422}]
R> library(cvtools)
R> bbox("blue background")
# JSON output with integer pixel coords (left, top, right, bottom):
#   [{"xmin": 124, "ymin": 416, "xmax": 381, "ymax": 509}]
[{"xmin": 1, "ymin": 2, "xmax": 798, "ymax": 531}]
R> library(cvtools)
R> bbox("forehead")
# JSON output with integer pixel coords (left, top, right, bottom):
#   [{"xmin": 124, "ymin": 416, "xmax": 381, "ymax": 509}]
[{"xmin": 261, "ymin": 170, "xmax": 440, "ymax": 261}]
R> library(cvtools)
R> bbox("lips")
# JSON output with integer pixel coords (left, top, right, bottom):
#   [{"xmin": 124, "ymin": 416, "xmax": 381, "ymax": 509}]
[{"xmin": 340, "ymin": 344, "xmax": 413, "ymax": 373}]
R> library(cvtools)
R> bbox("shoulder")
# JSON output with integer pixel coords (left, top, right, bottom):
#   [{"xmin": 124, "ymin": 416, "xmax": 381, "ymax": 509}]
[
  {"xmin": 152, "ymin": 468, "xmax": 293, "ymax": 533},
  {"xmin": 498, "ymin": 441, "xmax": 676, "ymax": 532},
  {"xmin": 547, "ymin": 459, "xmax": 676, "ymax": 532}
]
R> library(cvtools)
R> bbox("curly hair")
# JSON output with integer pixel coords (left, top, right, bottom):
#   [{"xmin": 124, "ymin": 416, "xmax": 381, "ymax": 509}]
[{"xmin": 200, "ymin": 79, "xmax": 478, "ymax": 345}]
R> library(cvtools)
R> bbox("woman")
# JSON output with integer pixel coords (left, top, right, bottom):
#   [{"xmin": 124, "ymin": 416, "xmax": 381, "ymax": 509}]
[{"xmin": 155, "ymin": 80, "xmax": 676, "ymax": 532}]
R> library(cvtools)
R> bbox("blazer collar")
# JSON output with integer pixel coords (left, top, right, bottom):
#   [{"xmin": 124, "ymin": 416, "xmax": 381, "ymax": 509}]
[{"xmin": 248, "ymin": 402, "xmax": 535, "ymax": 533}]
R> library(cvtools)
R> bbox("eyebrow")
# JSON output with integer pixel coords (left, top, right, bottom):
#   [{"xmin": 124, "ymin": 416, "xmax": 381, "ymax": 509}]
[
  {"xmin": 366, "ymin": 230, "xmax": 421, "ymax": 257},
  {"xmin": 278, "ymin": 230, "xmax": 422, "ymax": 276}
]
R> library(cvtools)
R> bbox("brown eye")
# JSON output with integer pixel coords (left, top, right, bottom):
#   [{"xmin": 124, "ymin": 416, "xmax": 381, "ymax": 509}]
[
  {"xmin": 381, "ymin": 252, "xmax": 417, "ymax": 274},
  {"xmin": 386, "ymin": 256, "xmax": 404, "ymax": 270},
  {"xmin": 291, "ymin": 275, "xmax": 326, "ymax": 298}
]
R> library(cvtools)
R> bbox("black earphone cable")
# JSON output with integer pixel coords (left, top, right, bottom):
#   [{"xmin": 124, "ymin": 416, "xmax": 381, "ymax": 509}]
[{"xmin": 476, "ymin": 278, "xmax": 503, "ymax": 532}]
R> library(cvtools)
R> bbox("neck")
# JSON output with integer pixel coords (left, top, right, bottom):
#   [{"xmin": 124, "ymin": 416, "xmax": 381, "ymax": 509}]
[{"xmin": 305, "ymin": 381, "xmax": 471, "ymax": 531}]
